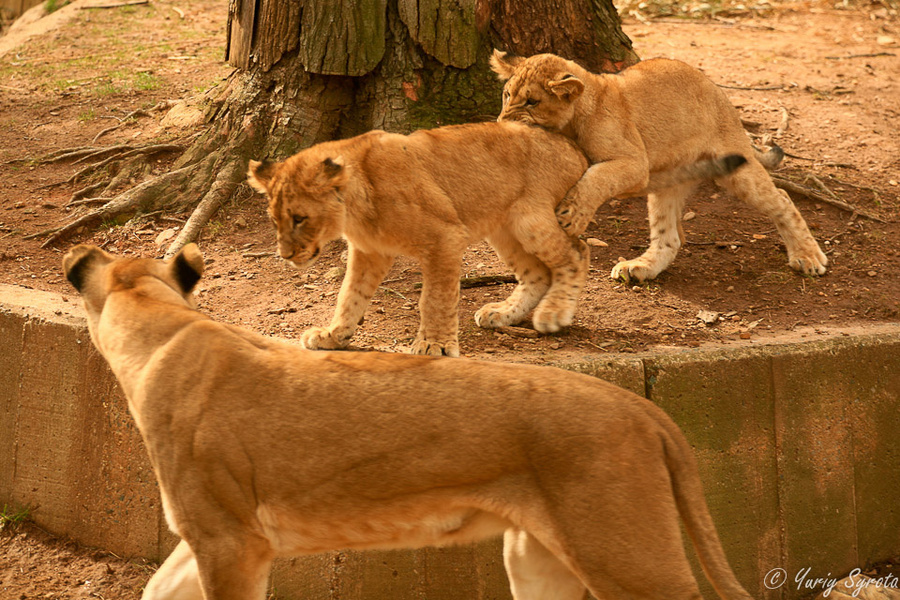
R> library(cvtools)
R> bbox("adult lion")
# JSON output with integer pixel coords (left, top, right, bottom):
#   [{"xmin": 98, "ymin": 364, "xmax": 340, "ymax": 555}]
[
  {"xmin": 63, "ymin": 244, "xmax": 754, "ymax": 600},
  {"xmin": 491, "ymin": 50, "xmax": 827, "ymax": 282}
]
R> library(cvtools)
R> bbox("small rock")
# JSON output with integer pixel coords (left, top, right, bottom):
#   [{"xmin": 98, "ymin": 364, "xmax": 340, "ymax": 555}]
[
  {"xmin": 682, "ymin": 211, "xmax": 696, "ymax": 221},
  {"xmin": 324, "ymin": 266, "xmax": 345, "ymax": 280},
  {"xmin": 740, "ymin": 332, "xmax": 752, "ymax": 340},
  {"xmin": 726, "ymin": 285, "xmax": 735, "ymax": 292},
  {"xmin": 876, "ymin": 35, "xmax": 896, "ymax": 46},
  {"xmin": 631, "ymin": 285, "xmax": 643, "ymax": 293},
  {"xmin": 586, "ymin": 238, "xmax": 608, "ymax": 247},
  {"xmin": 868, "ymin": 271, "xmax": 877, "ymax": 277},
  {"xmin": 155, "ymin": 227, "xmax": 178, "ymax": 246},
  {"xmin": 697, "ymin": 309, "xmax": 719, "ymax": 325},
  {"xmin": 233, "ymin": 216, "xmax": 248, "ymax": 229}
]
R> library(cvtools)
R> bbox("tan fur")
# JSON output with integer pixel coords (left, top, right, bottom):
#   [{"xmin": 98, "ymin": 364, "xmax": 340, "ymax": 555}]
[
  {"xmin": 247, "ymin": 123, "xmax": 748, "ymax": 356},
  {"xmin": 247, "ymin": 123, "xmax": 591, "ymax": 357},
  {"xmin": 63, "ymin": 245, "xmax": 755, "ymax": 600},
  {"xmin": 491, "ymin": 50, "xmax": 828, "ymax": 282}
]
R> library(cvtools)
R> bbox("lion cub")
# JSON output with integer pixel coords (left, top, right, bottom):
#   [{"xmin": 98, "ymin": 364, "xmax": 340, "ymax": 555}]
[
  {"xmin": 491, "ymin": 50, "xmax": 828, "ymax": 282},
  {"xmin": 63, "ymin": 244, "xmax": 755, "ymax": 600},
  {"xmin": 248, "ymin": 122, "xmax": 744, "ymax": 357}
]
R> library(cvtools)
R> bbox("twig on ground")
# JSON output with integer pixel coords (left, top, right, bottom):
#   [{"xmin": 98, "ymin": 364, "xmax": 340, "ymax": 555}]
[
  {"xmin": 686, "ymin": 241, "xmax": 744, "ymax": 247},
  {"xmin": 459, "ymin": 274, "xmax": 518, "ymax": 289},
  {"xmin": 825, "ymin": 52, "xmax": 896, "ymax": 60},
  {"xmin": 494, "ymin": 326, "xmax": 541, "ymax": 339},
  {"xmin": 719, "ymin": 83, "xmax": 785, "ymax": 91},
  {"xmin": 771, "ymin": 176, "xmax": 887, "ymax": 223},
  {"xmin": 79, "ymin": 0, "xmax": 149, "ymax": 9}
]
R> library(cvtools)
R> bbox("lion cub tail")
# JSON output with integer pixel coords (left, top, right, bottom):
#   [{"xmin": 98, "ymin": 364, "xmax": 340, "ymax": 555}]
[
  {"xmin": 754, "ymin": 144, "xmax": 785, "ymax": 170},
  {"xmin": 660, "ymin": 419, "xmax": 756, "ymax": 600}
]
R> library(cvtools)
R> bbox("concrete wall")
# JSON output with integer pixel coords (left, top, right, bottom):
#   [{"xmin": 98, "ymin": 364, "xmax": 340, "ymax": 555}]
[{"xmin": 2, "ymin": 283, "xmax": 898, "ymax": 599}]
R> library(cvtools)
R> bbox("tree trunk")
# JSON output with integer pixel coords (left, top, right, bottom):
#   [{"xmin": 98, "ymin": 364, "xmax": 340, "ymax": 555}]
[{"xmin": 41, "ymin": 0, "xmax": 637, "ymax": 252}]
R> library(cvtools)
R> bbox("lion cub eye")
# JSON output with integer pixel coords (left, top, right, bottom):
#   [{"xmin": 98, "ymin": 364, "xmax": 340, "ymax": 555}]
[
  {"xmin": 292, "ymin": 215, "xmax": 307, "ymax": 227},
  {"xmin": 524, "ymin": 98, "xmax": 540, "ymax": 108}
]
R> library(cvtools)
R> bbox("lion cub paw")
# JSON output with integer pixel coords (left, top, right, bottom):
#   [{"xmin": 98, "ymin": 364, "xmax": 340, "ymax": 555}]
[
  {"xmin": 532, "ymin": 305, "xmax": 575, "ymax": 334},
  {"xmin": 300, "ymin": 327, "xmax": 348, "ymax": 351},
  {"xmin": 411, "ymin": 338, "xmax": 460, "ymax": 358},
  {"xmin": 474, "ymin": 302, "xmax": 518, "ymax": 329},
  {"xmin": 788, "ymin": 248, "xmax": 828, "ymax": 276},
  {"xmin": 610, "ymin": 258, "xmax": 658, "ymax": 283},
  {"xmin": 555, "ymin": 200, "xmax": 594, "ymax": 236}
]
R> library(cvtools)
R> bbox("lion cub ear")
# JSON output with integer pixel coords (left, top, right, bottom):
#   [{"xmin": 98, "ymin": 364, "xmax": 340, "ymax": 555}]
[
  {"xmin": 490, "ymin": 49, "xmax": 523, "ymax": 80},
  {"xmin": 170, "ymin": 243, "xmax": 204, "ymax": 294},
  {"xmin": 247, "ymin": 159, "xmax": 276, "ymax": 194},
  {"xmin": 320, "ymin": 157, "xmax": 349, "ymax": 191},
  {"xmin": 63, "ymin": 245, "xmax": 113, "ymax": 293},
  {"xmin": 547, "ymin": 73, "xmax": 585, "ymax": 100}
]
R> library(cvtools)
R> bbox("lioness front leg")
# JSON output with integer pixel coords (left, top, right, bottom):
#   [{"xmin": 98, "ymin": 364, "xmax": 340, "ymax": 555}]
[
  {"xmin": 412, "ymin": 252, "xmax": 463, "ymax": 357},
  {"xmin": 142, "ymin": 540, "xmax": 203, "ymax": 600},
  {"xmin": 301, "ymin": 246, "xmax": 395, "ymax": 351}
]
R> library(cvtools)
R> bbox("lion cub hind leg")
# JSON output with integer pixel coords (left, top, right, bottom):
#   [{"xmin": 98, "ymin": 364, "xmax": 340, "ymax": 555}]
[
  {"xmin": 525, "ymin": 231, "xmax": 590, "ymax": 333},
  {"xmin": 611, "ymin": 183, "xmax": 694, "ymax": 283},
  {"xmin": 503, "ymin": 529, "xmax": 587, "ymax": 600},
  {"xmin": 718, "ymin": 159, "xmax": 827, "ymax": 276},
  {"xmin": 411, "ymin": 249, "xmax": 466, "ymax": 357},
  {"xmin": 476, "ymin": 232, "xmax": 552, "ymax": 329},
  {"xmin": 301, "ymin": 246, "xmax": 395, "ymax": 351}
]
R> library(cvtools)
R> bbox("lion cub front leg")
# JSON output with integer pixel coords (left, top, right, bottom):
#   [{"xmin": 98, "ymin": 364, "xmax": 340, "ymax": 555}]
[
  {"xmin": 556, "ymin": 157, "xmax": 650, "ymax": 236},
  {"xmin": 300, "ymin": 245, "xmax": 395, "ymax": 351}
]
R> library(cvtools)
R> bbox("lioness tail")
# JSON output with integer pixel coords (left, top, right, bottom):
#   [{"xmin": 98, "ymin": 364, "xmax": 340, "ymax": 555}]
[{"xmin": 660, "ymin": 417, "xmax": 756, "ymax": 600}]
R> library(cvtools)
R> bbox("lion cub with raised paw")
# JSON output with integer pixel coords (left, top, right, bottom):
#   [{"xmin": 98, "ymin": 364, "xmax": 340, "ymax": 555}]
[
  {"xmin": 491, "ymin": 50, "xmax": 828, "ymax": 283},
  {"xmin": 63, "ymin": 244, "xmax": 756, "ymax": 600},
  {"xmin": 248, "ymin": 122, "xmax": 744, "ymax": 357}
]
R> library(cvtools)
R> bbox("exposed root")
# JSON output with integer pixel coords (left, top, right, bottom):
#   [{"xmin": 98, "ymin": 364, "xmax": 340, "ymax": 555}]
[
  {"xmin": 63, "ymin": 143, "xmax": 183, "ymax": 185},
  {"xmin": 33, "ymin": 156, "xmax": 216, "ymax": 248},
  {"xmin": 92, "ymin": 101, "xmax": 176, "ymax": 144},
  {"xmin": 165, "ymin": 158, "xmax": 246, "ymax": 258}
]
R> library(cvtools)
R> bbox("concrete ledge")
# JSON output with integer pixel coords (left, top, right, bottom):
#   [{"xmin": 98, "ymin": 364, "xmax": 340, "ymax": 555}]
[{"xmin": 2, "ymin": 283, "xmax": 898, "ymax": 599}]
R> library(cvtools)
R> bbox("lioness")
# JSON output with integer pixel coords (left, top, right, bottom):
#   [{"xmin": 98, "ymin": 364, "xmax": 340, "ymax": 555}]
[
  {"xmin": 247, "ymin": 121, "xmax": 745, "ymax": 357},
  {"xmin": 63, "ymin": 243, "xmax": 754, "ymax": 600},
  {"xmin": 491, "ymin": 50, "xmax": 828, "ymax": 282}
]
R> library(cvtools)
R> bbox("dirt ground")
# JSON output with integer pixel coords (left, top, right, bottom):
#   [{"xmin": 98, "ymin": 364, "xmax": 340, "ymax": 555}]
[{"xmin": 0, "ymin": 0, "xmax": 898, "ymax": 597}]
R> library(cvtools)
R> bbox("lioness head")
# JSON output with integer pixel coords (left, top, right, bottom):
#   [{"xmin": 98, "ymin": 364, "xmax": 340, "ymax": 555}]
[
  {"xmin": 247, "ymin": 155, "xmax": 348, "ymax": 269},
  {"xmin": 490, "ymin": 49, "xmax": 585, "ymax": 132},
  {"xmin": 62, "ymin": 244, "xmax": 204, "ymax": 332}
]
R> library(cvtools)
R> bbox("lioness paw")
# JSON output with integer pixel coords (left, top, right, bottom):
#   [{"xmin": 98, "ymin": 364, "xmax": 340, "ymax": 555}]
[
  {"xmin": 411, "ymin": 338, "xmax": 460, "ymax": 358},
  {"xmin": 300, "ymin": 327, "xmax": 348, "ymax": 351},
  {"xmin": 788, "ymin": 248, "xmax": 828, "ymax": 276}
]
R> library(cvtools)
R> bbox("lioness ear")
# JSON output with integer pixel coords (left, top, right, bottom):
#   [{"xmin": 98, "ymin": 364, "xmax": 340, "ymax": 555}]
[
  {"xmin": 62, "ymin": 245, "xmax": 113, "ymax": 293},
  {"xmin": 247, "ymin": 159, "xmax": 276, "ymax": 194},
  {"xmin": 547, "ymin": 73, "xmax": 584, "ymax": 100},
  {"xmin": 171, "ymin": 243, "xmax": 204, "ymax": 294},
  {"xmin": 490, "ymin": 49, "xmax": 523, "ymax": 81}
]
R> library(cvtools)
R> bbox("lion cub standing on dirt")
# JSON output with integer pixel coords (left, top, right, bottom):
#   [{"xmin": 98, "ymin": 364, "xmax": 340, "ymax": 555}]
[
  {"xmin": 491, "ymin": 50, "xmax": 828, "ymax": 282},
  {"xmin": 247, "ymin": 122, "xmax": 743, "ymax": 357},
  {"xmin": 63, "ymin": 244, "xmax": 755, "ymax": 600}
]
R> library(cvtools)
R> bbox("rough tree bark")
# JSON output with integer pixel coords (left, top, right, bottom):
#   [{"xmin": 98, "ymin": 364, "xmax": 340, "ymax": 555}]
[{"xmin": 38, "ymin": 0, "xmax": 638, "ymax": 254}]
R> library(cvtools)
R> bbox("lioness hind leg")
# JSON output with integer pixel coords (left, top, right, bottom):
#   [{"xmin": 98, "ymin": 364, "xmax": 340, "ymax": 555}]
[
  {"xmin": 476, "ymin": 233, "xmax": 552, "ymax": 329},
  {"xmin": 717, "ymin": 159, "xmax": 827, "ymax": 276},
  {"xmin": 611, "ymin": 183, "xmax": 693, "ymax": 283},
  {"xmin": 191, "ymin": 535, "xmax": 274, "ymax": 600},
  {"xmin": 503, "ymin": 529, "xmax": 587, "ymax": 600},
  {"xmin": 142, "ymin": 540, "xmax": 203, "ymax": 600}
]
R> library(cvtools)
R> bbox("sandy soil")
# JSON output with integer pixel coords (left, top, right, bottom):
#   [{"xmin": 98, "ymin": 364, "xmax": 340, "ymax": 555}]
[{"xmin": 0, "ymin": 0, "xmax": 897, "ymax": 597}]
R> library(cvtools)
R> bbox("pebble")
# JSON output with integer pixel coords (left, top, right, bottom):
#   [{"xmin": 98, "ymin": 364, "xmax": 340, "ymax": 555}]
[
  {"xmin": 867, "ymin": 271, "xmax": 877, "ymax": 277},
  {"xmin": 586, "ymin": 238, "xmax": 608, "ymax": 247},
  {"xmin": 683, "ymin": 211, "xmax": 696, "ymax": 221}
]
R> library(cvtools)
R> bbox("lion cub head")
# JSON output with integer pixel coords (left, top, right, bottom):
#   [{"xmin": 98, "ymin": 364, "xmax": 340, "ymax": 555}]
[
  {"xmin": 247, "ymin": 155, "xmax": 349, "ymax": 269},
  {"xmin": 490, "ymin": 50, "xmax": 585, "ymax": 132}
]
